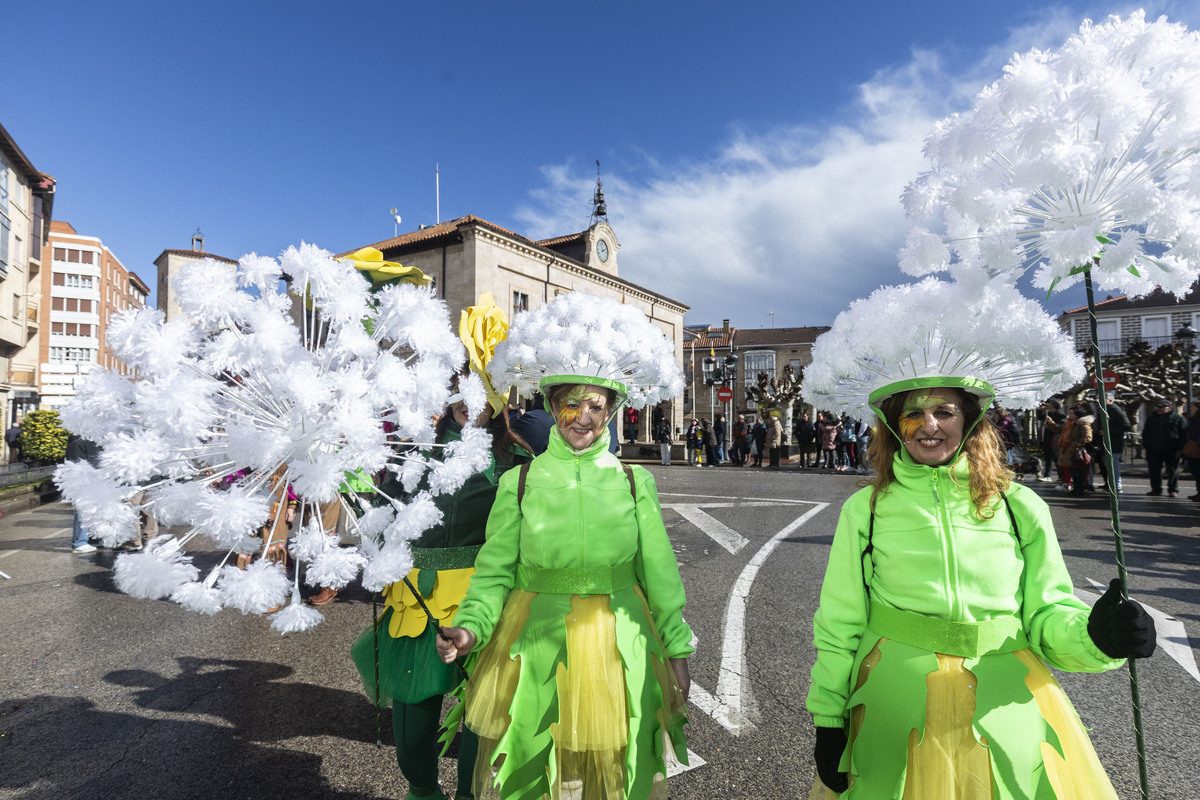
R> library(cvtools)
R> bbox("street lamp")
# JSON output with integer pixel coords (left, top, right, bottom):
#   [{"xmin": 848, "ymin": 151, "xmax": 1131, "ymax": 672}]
[{"xmin": 1175, "ymin": 322, "xmax": 1197, "ymax": 406}]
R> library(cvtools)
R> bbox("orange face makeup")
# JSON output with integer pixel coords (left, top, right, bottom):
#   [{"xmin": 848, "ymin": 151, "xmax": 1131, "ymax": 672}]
[{"xmin": 899, "ymin": 390, "xmax": 955, "ymax": 441}]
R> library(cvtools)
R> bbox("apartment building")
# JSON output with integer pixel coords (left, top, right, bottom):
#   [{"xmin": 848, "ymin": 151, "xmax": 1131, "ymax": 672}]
[
  {"xmin": 0, "ymin": 122, "xmax": 55, "ymax": 431},
  {"xmin": 38, "ymin": 221, "xmax": 150, "ymax": 408}
]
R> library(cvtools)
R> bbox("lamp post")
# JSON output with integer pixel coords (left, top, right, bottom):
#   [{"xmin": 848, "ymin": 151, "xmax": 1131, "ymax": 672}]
[{"xmin": 1175, "ymin": 322, "xmax": 1197, "ymax": 407}]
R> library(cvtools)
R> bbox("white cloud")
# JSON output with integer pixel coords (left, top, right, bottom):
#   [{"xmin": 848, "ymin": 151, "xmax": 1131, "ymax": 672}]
[{"xmin": 513, "ymin": 5, "xmax": 1184, "ymax": 328}]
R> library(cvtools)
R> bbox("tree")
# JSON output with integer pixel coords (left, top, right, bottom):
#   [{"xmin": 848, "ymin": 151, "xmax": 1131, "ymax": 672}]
[
  {"xmin": 745, "ymin": 363, "xmax": 805, "ymax": 442},
  {"xmin": 20, "ymin": 409, "xmax": 69, "ymax": 464}
]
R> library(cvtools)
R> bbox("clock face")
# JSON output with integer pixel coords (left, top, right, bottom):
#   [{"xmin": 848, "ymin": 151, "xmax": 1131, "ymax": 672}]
[{"xmin": 597, "ymin": 239, "xmax": 609, "ymax": 262}]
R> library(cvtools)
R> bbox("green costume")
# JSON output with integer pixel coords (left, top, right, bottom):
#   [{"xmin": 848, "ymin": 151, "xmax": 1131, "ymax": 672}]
[
  {"xmin": 451, "ymin": 425, "xmax": 692, "ymax": 800},
  {"xmin": 351, "ymin": 420, "xmax": 529, "ymax": 800},
  {"xmin": 807, "ymin": 449, "xmax": 1125, "ymax": 799}
]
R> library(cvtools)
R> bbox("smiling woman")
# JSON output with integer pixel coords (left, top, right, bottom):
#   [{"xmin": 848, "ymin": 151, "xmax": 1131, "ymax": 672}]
[{"xmin": 547, "ymin": 382, "xmax": 615, "ymax": 451}]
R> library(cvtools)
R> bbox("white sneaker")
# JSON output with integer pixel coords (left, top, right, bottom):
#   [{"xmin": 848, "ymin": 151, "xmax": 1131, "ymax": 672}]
[{"xmin": 73, "ymin": 544, "xmax": 97, "ymax": 554}]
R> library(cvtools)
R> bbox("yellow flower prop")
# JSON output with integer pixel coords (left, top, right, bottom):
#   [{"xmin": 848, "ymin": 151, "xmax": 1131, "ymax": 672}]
[
  {"xmin": 339, "ymin": 247, "xmax": 432, "ymax": 289},
  {"xmin": 459, "ymin": 293, "xmax": 510, "ymax": 416}
]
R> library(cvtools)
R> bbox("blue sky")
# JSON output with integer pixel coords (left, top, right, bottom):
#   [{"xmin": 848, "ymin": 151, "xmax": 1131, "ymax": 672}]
[{"xmin": 6, "ymin": 0, "xmax": 1199, "ymax": 328}]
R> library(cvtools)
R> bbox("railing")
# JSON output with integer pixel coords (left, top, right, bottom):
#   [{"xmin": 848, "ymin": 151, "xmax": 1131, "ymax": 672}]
[{"xmin": 1074, "ymin": 335, "xmax": 1177, "ymax": 355}]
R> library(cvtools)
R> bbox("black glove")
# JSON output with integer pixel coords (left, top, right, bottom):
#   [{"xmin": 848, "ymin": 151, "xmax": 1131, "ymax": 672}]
[
  {"xmin": 814, "ymin": 725, "xmax": 849, "ymax": 793},
  {"xmin": 1087, "ymin": 578, "xmax": 1157, "ymax": 659}
]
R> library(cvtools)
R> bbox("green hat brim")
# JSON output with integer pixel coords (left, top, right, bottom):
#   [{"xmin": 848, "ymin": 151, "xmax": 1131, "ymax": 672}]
[{"xmin": 538, "ymin": 374, "xmax": 629, "ymax": 412}]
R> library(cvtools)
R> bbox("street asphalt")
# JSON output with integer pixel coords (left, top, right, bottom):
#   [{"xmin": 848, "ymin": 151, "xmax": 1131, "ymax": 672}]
[{"xmin": 0, "ymin": 459, "xmax": 1196, "ymax": 799}]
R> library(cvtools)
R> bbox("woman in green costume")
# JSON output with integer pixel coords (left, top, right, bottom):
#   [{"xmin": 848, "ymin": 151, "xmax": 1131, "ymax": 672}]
[
  {"xmin": 437, "ymin": 376, "xmax": 693, "ymax": 800},
  {"xmin": 807, "ymin": 378, "xmax": 1156, "ymax": 799},
  {"xmin": 351, "ymin": 398, "xmax": 531, "ymax": 800}
]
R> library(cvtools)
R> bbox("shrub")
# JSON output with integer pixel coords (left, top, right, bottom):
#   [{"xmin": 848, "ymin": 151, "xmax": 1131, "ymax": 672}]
[{"xmin": 20, "ymin": 409, "xmax": 70, "ymax": 464}]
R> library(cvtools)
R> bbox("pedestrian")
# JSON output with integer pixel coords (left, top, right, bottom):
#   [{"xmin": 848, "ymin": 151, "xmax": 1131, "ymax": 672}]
[
  {"xmin": 64, "ymin": 433, "xmax": 101, "ymax": 554},
  {"xmin": 437, "ymin": 375, "xmax": 693, "ymax": 800},
  {"xmin": 713, "ymin": 413, "xmax": 726, "ymax": 464},
  {"xmin": 5, "ymin": 419, "xmax": 22, "ymax": 464},
  {"xmin": 751, "ymin": 417, "xmax": 767, "ymax": 467},
  {"xmin": 1101, "ymin": 394, "xmax": 1130, "ymax": 492},
  {"xmin": 808, "ymin": 381, "xmax": 1156, "ymax": 798},
  {"xmin": 1038, "ymin": 399, "xmax": 1066, "ymax": 482},
  {"xmin": 701, "ymin": 417, "xmax": 718, "ymax": 468},
  {"xmin": 731, "ymin": 414, "xmax": 748, "ymax": 466},
  {"xmin": 1142, "ymin": 397, "xmax": 1187, "ymax": 497},
  {"xmin": 855, "ymin": 421, "xmax": 871, "ymax": 473},
  {"xmin": 817, "ymin": 412, "xmax": 838, "ymax": 469},
  {"xmin": 656, "ymin": 419, "xmax": 673, "ymax": 466},
  {"xmin": 623, "ymin": 405, "xmax": 639, "ymax": 444},
  {"xmin": 1182, "ymin": 400, "xmax": 1200, "ymax": 502},
  {"xmin": 993, "ymin": 405, "xmax": 1020, "ymax": 464},
  {"xmin": 351, "ymin": 394, "xmax": 532, "ymax": 800},
  {"xmin": 838, "ymin": 417, "xmax": 858, "ymax": 471},
  {"xmin": 765, "ymin": 411, "xmax": 783, "ymax": 468},
  {"xmin": 510, "ymin": 392, "xmax": 554, "ymax": 455},
  {"xmin": 685, "ymin": 417, "xmax": 701, "ymax": 466},
  {"xmin": 795, "ymin": 412, "xmax": 816, "ymax": 468},
  {"xmin": 1058, "ymin": 405, "xmax": 1094, "ymax": 496}
]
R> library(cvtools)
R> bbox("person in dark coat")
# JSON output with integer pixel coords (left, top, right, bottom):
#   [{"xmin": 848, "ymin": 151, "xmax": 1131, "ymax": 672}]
[
  {"xmin": 1142, "ymin": 397, "xmax": 1188, "ymax": 496},
  {"xmin": 1184, "ymin": 400, "xmax": 1200, "ymax": 502},
  {"xmin": 794, "ymin": 412, "xmax": 817, "ymax": 468},
  {"xmin": 65, "ymin": 434, "xmax": 102, "ymax": 553},
  {"xmin": 510, "ymin": 392, "xmax": 555, "ymax": 455},
  {"xmin": 1096, "ymin": 395, "xmax": 1130, "ymax": 493},
  {"xmin": 750, "ymin": 418, "xmax": 767, "ymax": 467}
]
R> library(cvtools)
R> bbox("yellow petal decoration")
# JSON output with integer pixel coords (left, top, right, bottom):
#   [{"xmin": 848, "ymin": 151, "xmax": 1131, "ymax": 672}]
[
  {"xmin": 339, "ymin": 247, "xmax": 432, "ymax": 288},
  {"xmin": 459, "ymin": 293, "xmax": 510, "ymax": 416}
]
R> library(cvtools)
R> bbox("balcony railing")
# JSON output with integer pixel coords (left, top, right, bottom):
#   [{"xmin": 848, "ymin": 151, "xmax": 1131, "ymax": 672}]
[{"xmin": 1074, "ymin": 335, "xmax": 1177, "ymax": 356}]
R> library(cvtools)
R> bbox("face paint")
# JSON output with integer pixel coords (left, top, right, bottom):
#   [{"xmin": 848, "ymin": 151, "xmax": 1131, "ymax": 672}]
[
  {"xmin": 555, "ymin": 386, "xmax": 602, "ymax": 428},
  {"xmin": 899, "ymin": 390, "xmax": 954, "ymax": 440},
  {"xmin": 898, "ymin": 388, "xmax": 966, "ymax": 466}
]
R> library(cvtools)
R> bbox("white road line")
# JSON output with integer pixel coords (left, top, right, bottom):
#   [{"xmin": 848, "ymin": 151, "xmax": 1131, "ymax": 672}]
[
  {"xmin": 662, "ymin": 505, "xmax": 750, "ymax": 554},
  {"xmin": 43, "ymin": 527, "xmax": 70, "ymax": 540},
  {"xmin": 658, "ymin": 491, "xmax": 811, "ymax": 504},
  {"xmin": 690, "ymin": 501, "xmax": 830, "ymax": 735},
  {"xmin": 1078, "ymin": 577, "xmax": 1199, "ymax": 684},
  {"xmin": 665, "ymin": 746, "xmax": 706, "ymax": 777}
]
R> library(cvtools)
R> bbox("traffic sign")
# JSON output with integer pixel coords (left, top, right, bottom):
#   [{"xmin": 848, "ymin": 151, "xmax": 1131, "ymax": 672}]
[
  {"xmin": 1091, "ymin": 369, "xmax": 1120, "ymax": 391},
  {"xmin": 717, "ymin": 386, "xmax": 734, "ymax": 403}
]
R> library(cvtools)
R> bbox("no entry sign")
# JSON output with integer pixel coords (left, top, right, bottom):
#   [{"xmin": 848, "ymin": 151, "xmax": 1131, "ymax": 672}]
[{"xmin": 717, "ymin": 386, "xmax": 734, "ymax": 403}]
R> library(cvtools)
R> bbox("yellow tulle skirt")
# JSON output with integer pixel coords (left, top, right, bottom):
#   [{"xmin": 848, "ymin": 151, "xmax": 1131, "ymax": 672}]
[
  {"xmin": 463, "ymin": 588, "xmax": 686, "ymax": 800},
  {"xmin": 810, "ymin": 645, "xmax": 1119, "ymax": 799}
]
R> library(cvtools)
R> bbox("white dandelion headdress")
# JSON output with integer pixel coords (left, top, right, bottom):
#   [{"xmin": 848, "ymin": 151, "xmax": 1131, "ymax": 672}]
[
  {"xmin": 488, "ymin": 291, "xmax": 683, "ymax": 409},
  {"xmin": 805, "ymin": 277, "xmax": 1084, "ymax": 419},
  {"xmin": 900, "ymin": 11, "xmax": 1200, "ymax": 298},
  {"xmin": 54, "ymin": 244, "xmax": 491, "ymax": 633}
]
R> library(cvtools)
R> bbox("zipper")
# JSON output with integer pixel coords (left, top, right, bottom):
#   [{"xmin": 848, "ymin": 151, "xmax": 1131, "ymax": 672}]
[{"xmin": 576, "ymin": 457, "xmax": 585, "ymax": 562}]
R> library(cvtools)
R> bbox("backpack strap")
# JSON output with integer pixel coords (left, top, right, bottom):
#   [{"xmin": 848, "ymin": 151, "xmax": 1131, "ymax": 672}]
[
  {"xmin": 622, "ymin": 463, "xmax": 637, "ymax": 501},
  {"xmin": 862, "ymin": 512, "xmax": 876, "ymax": 603},
  {"xmin": 999, "ymin": 491, "xmax": 1021, "ymax": 546},
  {"xmin": 517, "ymin": 461, "xmax": 531, "ymax": 511}
]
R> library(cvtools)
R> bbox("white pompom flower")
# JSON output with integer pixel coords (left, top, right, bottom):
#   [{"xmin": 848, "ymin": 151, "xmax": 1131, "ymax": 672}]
[{"xmin": 58, "ymin": 241, "xmax": 487, "ymax": 631}]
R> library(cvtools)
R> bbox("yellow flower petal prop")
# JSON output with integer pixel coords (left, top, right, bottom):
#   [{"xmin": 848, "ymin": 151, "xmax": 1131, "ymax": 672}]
[
  {"xmin": 459, "ymin": 293, "xmax": 510, "ymax": 416},
  {"xmin": 339, "ymin": 247, "xmax": 432, "ymax": 288}
]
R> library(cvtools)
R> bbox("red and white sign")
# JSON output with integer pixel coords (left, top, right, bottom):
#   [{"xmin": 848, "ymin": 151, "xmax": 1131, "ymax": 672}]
[
  {"xmin": 1091, "ymin": 369, "xmax": 1120, "ymax": 391},
  {"xmin": 716, "ymin": 386, "xmax": 734, "ymax": 403}
]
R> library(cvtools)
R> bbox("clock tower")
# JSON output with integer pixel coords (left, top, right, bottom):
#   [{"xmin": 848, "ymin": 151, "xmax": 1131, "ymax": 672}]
[{"xmin": 585, "ymin": 165, "xmax": 619, "ymax": 276}]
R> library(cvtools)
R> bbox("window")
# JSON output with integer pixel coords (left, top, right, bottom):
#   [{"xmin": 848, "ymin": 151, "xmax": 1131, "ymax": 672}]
[
  {"xmin": 1096, "ymin": 319, "xmax": 1120, "ymax": 355},
  {"xmin": 81, "ymin": 250, "xmax": 93, "ymax": 264},
  {"xmin": 512, "ymin": 291, "xmax": 529, "ymax": 318},
  {"xmin": 744, "ymin": 351, "xmax": 776, "ymax": 382},
  {"xmin": 0, "ymin": 212, "xmax": 9, "ymax": 275},
  {"xmin": 53, "ymin": 271, "xmax": 65, "ymax": 286},
  {"xmin": 79, "ymin": 299, "xmax": 92, "ymax": 313},
  {"xmin": 1142, "ymin": 315, "xmax": 1170, "ymax": 347},
  {"xmin": 53, "ymin": 247, "xmax": 66, "ymax": 262},
  {"xmin": 52, "ymin": 322, "xmax": 63, "ymax": 333},
  {"xmin": 66, "ymin": 298, "xmax": 78, "ymax": 312},
  {"xmin": 52, "ymin": 297, "xmax": 64, "ymax": 311},
  {"xmin": 68, "ymin": 249, "xmax": 80, "ymax": 263},
  {"xmin": 12, "ymin": 293, "xmax": 19, "ymax": 319}
]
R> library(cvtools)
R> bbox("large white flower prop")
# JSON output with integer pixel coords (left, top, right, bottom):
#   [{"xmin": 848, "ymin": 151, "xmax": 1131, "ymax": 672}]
[
  {"xmin": 901, "ymin": 11, "xmax": 1200, "ymax": 297},
  {"xmin": 806, "ymin": 277, "xmax": 1084, "ymax": 416},
  {"xmin": 54, "ymin": 245, "xmax": 490, "ymax": 632},
  {"xmin": 488, "ymin": 291, "xmax": 684, "ymax": 408}
]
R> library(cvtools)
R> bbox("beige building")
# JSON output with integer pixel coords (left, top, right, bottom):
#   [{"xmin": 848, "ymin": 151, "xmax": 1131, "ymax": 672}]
[
  {"xmin": 154, "ymin": 231, "xmax": 237, "ymax": 323},
  {"xmin": 37, "ymin": 221, "xmax": 151, "ymax": 409},
  {"xmin": 340, "ymin": 212, "xmax": 690, "ymax": 434},
  {"xmin": 683, "ymin": 320, "xmax": 830, "ymax": 440},
  {"xmin": 0, "ymin": 122, "xmax": 55, "ymax": 438}
]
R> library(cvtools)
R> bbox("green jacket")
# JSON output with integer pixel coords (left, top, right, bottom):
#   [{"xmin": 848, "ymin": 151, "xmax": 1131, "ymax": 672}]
[
  {"xmin": 454, "ymin": 426, "xmax": 694, "ymax": 658},
  {"xmin": 807, "ymin": 450, "xmax": 1122, "ymax": 727}
]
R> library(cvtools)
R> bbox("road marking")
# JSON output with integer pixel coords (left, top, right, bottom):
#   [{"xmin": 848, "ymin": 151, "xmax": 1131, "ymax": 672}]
[
  {"xmin": 659, "ymin": 491, "xmax": 811, "ymax": 505},
  {"xmin": 1078, "ymin": 578, "xmax": 1199, "ymax": 684},
  {"xmin": 688, "ymin": 501, "xmax": 830, "ymax": 735},
  {"xmin": 43, "ymin": 527, "xmax": 70, "ymax": 540},
  {"xmin": 662, "ymin": 505, "xmax": 750, "ymax": 554},
  {"xmin": 665, "ymin": 746, "xmax": 706, "ymax": 777}
]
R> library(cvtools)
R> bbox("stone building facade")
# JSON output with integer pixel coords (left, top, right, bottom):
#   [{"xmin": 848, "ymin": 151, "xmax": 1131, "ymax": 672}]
[
  {"xmin": 340, "ymin": 215, "xmax": 689, "ymax": 434},
  {"xmin": 154, "ymin": 231, "xmax": 237, "ymax": 323}
]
